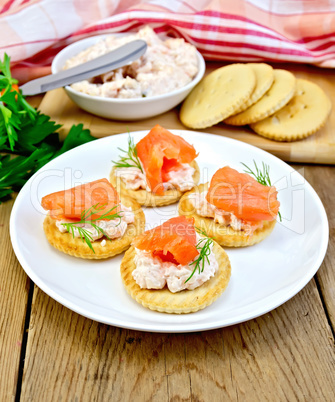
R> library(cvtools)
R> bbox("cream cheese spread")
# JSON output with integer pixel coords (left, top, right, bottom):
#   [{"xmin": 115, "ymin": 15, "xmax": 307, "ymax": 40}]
[
  {"xmin": 132, "ymin": 235, "xmax": 218, "ymax": 293},
  {"xmin": 189, "ymin": 191, "xmax": 263, "ymax": 234},
  {"xmin": 56, "ymin": 203, "xmax": 134, "ymax": 241},
  {"xmin": 115, "ymin": 163, "xmax": 195, "ymax": 193},
  {"xmin": 162, "ymin": 164, "xmax": 196, "ymax": 192},
  {"xmin": 65, "ymin": 26, "xmax": 199, "ymax": 99},
  {"xmin": 114, "ymin": 167, "xmax": 149, "ymax": 191}
]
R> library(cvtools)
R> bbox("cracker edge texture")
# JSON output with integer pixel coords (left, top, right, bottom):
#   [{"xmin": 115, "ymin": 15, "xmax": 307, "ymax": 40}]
[
  {"xmin": 120, "ymin": 242, "xmax": 231, "ymax": 314},
  {"xmin": 43, "ymin": 196, "xmax": 145, "ymax": 259},
  {"xmin": 178, "ymin": 183, "xmax": 277, "ymax": 247},
  {"xmin": 180, "ymin": 64, "xmax": 256, "ymax": 129},
  {"xmin": 225, "ymin": 69, "xmax": 296, "ymax": 126},
  {"xmin": 232, "ymin": 63, "xmax": 274, "ymax": 114},
  {"xmin": 250, "ymin": 78, "xmax": 332, "ymax": 141},
  {"xmin": 110, "ymin": 160, "xmax": 200, "ymax": 207}
]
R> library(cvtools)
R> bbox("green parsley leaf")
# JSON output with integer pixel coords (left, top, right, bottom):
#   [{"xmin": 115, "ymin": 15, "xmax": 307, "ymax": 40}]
[
  {"xmin": 53, "ymin": 124, "xmax": 95, "ymax": 158},
  {"xmin": 0, "ymin": 149, "xmax": 54, "ymax": 202},
  {"xmin": 0, "ymin": 53, "xmax": 97, "ymax": 203}
]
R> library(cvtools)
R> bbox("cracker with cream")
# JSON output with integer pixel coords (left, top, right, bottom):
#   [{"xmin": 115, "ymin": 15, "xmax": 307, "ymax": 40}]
[
  {"xmin": 120, "ymin": 217, "xmax": 231, "ymax": 314},
  {"xmin": 111, "ymin": 125, "xmax": 200, "ymax": 207}
]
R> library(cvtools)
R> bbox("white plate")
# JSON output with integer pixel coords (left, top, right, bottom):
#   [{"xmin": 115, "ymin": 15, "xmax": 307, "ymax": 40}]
[{"xmin": 10, "ymin": 131, "xmax": 328, "ymax": 333}]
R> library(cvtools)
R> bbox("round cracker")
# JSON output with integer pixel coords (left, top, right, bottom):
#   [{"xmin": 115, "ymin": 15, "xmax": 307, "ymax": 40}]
[
  {"xmin": 43, "ymin": 196, "xmax": 145, "ymax": 259},
  {"xmin": 120, "ymin": 242, "xmax": 231, "ymax": 314},
  {"xmin": 178, "ymin": 183, "xmax": 277, "ymax": 247},
  {"xmin": 232, "ymin": 63, "xmax": 274, "ymax": 114},
  {"xmin": 110, "ymin": 160, "xmax": 200, "ymax": 207},
  {"xmin": 180, "ymin": 64, "xmax": 256, "ymax": 129},
  {"xmin": 250, "ymin": 79, "xmax": 332, "ymax": 141},
  {"xmin": 225, "ymin": 69, "xmax": 296, "ymax": 126}
]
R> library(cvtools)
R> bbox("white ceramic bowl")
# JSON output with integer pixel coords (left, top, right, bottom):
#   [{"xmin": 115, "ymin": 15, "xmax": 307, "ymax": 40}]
[{"xmin": 51, "ymin": 34, "xmax": 205, "ymax": 120}]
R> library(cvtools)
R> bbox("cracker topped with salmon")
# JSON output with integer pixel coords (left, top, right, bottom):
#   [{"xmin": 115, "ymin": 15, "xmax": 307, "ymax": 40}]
[
  {"xmin": 110, "ymin": 125, "xmax": 200, "ymax": 206},
  {"xmin": 41, "ymin": 178, "xmax": 145, "ymax": 259},
  {"xmin": 120, "ymin": 216, "xmax": 231, "ymax": 314},
  {"xmin": 178, "ymin": 163, "xmax": 280, "ymax": 247}
]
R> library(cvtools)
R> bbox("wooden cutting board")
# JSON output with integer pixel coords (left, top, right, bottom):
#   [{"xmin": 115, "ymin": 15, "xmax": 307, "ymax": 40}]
[{"xmin": 38, "ymin": 62, "xmax": 335, "ymax": 164}]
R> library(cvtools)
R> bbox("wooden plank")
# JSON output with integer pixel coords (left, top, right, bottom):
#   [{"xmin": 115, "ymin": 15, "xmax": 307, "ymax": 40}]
[
  {"xmin": 0, "ymin": 95, "xmax": 44, "ymax": 400},
  {"xmin": 20, "ymin": 278, "xmax": 335, "ymax": 401},
  {"xmin": 303, "ymin": 166, "xmax": 335, "ymax": 328},
  {"xmin": 37, "ymin": 62, "xmax": 335, "ymax": 164},
  {"xmin": 12, "ymin": 92, "xmax": 335, "ymax": 401},
  {"xmin": 0, "ymin": 199, "xmax": 31, "ymax": 400},
  {"xmin": 183, "ymin": 278, "xmax": 335, "ymax": 401}
]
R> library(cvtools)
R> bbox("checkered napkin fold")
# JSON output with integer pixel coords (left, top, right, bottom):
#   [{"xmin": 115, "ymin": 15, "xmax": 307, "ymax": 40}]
[{"xmin": 1, "ymin": 0, "xmax": 335, "ymax": 83}]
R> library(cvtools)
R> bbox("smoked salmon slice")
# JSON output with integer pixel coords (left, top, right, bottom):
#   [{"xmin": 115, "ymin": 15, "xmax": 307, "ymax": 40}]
[
  {"xmin": 41, "ymin": 178, "xmax": 120, "ymax": 221},
  {"xmin": 133, "ymin": 216, "xmax": 199, "ymax": 265},
  {"xmin": 206, "ymin": 167, "xmax": 280, "ymax": 222},
  {"xmin": 136, "ymin": 125, "xmax": 198, "ymax": 195}
]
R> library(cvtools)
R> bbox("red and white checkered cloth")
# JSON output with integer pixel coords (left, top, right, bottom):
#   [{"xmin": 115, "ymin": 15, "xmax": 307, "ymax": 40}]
[{"xmin": 1, "ymin": 0, "xmax": 335, "ymax": 83}]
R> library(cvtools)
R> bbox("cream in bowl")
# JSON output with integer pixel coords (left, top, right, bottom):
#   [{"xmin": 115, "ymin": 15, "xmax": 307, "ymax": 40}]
[{"xmin": 52, "ymin": 26, "xmax": 205, "ymax": 120}]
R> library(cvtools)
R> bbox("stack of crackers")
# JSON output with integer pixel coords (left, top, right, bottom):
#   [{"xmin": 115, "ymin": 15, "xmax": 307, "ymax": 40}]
[{"xmin": 180, "ymin": 63, "xmax": 332, "ymax": 142}]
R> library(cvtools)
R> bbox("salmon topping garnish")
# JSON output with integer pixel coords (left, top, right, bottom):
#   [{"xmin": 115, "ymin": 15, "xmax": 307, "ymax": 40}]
[
  {"xmin": 133, "ymin": 216, "xmax": 199, "ymax": 265},
  {"xmin": 41, "ymin": 178, "xmax": 120, "ymax": 221},
  {"xmin": 136, "ymin": 124, "xmax": 198, "ymax": 195},
  {"xmin": 206, "ymin": 167, "xmax": 280, "ymax": 222}
]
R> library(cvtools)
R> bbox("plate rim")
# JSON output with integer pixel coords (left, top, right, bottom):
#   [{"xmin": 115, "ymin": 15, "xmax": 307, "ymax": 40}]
[{"xmin": 9, "ymin": 130, "xmax": 329, "ymax": 333}]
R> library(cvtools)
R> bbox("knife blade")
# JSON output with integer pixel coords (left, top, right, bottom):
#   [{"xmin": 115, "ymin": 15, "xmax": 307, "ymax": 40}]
[{"xmin": 20, "ymin": 39, "xmax": 147, "ymax": 96}]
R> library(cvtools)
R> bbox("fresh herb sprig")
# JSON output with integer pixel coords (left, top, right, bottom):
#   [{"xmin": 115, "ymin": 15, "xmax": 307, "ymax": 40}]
[
  {"xmin": 112, "ymin": 135, "xmax": 143, "ymax": 172},
  {"xmin": 241, "ymin": 160, "xmax": 282, "ymax": 221},
  {"xmin": 241, "ymin": 160, "xmax": 271, "ymax": 186},
  {"xmin": 185, "ymin": 228, "xmax": 213, "ymax": 283},
  {"xmin": 0, "ymin": 124, "xmax": 95, "ymax": 203},
  {"xmin": 61, "ymin": 203, "xmax": 122, "ymax": 253},
  {"xmin": 0, "ymin": 149, "xmax": 54, "ymax": 201},
  {"xmin": 0, "ymin": 53, "xmax": 97, "ymax": 203},
  {"xmin": 0, "ymin": 53, "xmax": 37, "ymax": 151}
]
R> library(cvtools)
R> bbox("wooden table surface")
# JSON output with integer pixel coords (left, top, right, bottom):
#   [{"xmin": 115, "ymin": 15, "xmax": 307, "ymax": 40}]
[{"xmin": 1, "ymin": 93, "xmax": 335, "ymax": 402}]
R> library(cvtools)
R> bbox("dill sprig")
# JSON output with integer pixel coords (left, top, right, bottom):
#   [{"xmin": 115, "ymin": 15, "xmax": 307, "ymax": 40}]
[
  {"xmin": 61, "ymin": 203, "xmax": 122, "ymax": 253},
  {"xmin": 241, "ymin": 160, "xmax": 272, "ymax": 186},
  {"xmin": 185, "ymin": 228, "xmax": 213, "ymax": 283},
  {"xmin": 241, "ymin": 160, "xmax": 282, "ymax": 221},
  {"xmin": 112, "ymin": 135, "xmax": 143, "ymax": 172}
]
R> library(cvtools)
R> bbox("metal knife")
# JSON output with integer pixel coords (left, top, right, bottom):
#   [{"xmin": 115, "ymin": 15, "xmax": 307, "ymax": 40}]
[{"xmin": 20, "ymin": 39, "xmax": 147, "ymax": 96}]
